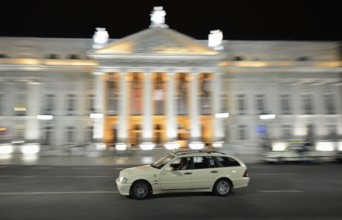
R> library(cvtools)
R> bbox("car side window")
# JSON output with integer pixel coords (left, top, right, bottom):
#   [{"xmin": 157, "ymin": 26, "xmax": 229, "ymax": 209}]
[
  {"xmin": 193, "ymin": 156, "xmax": 216, "ymax": 169},
  {"xmin": 170, "ymin": 157, "xmax": 191, "ymax": 170},
  {"xmin": 215, "ymin": 156, "xmax": 240, "ymax": 167}
]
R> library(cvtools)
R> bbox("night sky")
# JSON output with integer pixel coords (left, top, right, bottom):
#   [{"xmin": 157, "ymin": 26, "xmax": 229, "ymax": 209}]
[{"xmin": 1, "ymin": 0, "xmax": 341, "ymax": 41}]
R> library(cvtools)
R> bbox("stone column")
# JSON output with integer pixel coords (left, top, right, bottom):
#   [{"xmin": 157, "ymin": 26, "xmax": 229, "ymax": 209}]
[
  {"xmin": 165, "ymin": 72, "xmax": 178, "ymax": 149},
  {"xmin": 140, "ymin": 71, "xmax": 155, "ymax": 150},
  {"xmin": 212, "ymin": 72, "xmax": 225, "ymax": 146},
  {"xmin": 117, "ymin": 71, "xmax": 130, "ymax": 145},
  {"xmin": 92, "ymin": 72, "xmax": 106, "ymax": 142},
  {"xmin": 188, "ymin": 72, "xmax": 203, "ymax": 148},
  {"xmin": 25, "ymin": 81, "xmax": 41, "ymax": 143}
]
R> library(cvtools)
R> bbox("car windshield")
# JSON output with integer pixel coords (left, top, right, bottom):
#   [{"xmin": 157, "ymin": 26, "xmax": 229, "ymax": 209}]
[{"xmin": 151, "ymin": 154, "xmax": 175, "ymax": 169}]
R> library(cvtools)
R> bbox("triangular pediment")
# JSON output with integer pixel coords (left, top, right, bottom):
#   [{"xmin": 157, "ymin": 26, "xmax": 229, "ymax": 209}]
[{"xmin": 90, "ymin": 28, "xmax": 218, "ymax": 56}]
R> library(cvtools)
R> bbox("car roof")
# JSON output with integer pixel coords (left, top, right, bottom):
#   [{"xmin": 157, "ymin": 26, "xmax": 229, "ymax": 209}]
[
  {"xmin": 169, "ymin": 150, "xmax": 247, "ymax": 166},
  {"xmin": 171, "ymin": 150, "xmax": 229, "ymax": 157}
]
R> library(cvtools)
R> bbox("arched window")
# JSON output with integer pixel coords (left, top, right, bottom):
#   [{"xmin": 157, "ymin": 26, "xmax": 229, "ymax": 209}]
[
  {"xmin": 68, "ymin": 54, "xmax": 80, "ymax": 59},
  {"xmin": 46, "ymin": 54, "xmax": 59, "ymax": 59},
  {"xmin": 233, "ymin": 56, "xmax": 244, "ymax": 61},
  {"xmin": 0, "ymin": 54, "xmax": 9, "ymax": 58}
]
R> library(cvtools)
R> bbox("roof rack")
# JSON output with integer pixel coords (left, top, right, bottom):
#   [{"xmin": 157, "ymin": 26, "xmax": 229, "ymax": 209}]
[{"xmin": 173, "ymin": 149, "xmax": 225, "ymax": 155}]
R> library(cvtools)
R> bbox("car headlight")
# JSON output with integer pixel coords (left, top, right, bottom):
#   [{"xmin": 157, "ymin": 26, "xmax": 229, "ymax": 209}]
[{"xmin": 119, "ymin": 176, "xmax": 127, "ymax": 183}]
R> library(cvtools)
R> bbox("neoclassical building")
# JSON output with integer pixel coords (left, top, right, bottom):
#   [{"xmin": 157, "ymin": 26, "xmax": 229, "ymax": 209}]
[{"xmin": 0, "ymin": 7, "xmax": 341, "ymax": 154}]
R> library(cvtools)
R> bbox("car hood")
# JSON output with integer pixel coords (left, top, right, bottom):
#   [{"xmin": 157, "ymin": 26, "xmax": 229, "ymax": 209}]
[{"xmin": 121, "ymin": 164, "xmax": 156, "ymax": 176}]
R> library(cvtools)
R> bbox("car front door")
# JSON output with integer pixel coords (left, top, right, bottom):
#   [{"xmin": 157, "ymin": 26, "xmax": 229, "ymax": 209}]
[{"xmin": 159, "ymin": 157, "xmax": 193, "ymax": 190}]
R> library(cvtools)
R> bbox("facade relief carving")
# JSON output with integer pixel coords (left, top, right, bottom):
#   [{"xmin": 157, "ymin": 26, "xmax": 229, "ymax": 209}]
[
  {"xmin": 100, "ymin": 59, "xmax": 218, "ymax": 68},
  {"xmin": 134, "ymin": 35, "xmax": 186, "ymax": 53}
]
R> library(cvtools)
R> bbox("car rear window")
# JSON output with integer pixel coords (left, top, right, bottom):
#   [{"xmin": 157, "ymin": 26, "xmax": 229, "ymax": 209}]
[{"xmin": 215, "ymin": 156, "xmax": 240, "ymax": 167}]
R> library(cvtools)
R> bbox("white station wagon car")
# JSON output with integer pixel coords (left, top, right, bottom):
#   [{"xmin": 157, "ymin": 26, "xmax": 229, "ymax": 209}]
[
  {"xmin": 263, "ymin": 142, "xmax": 336, "ymax": 163},
  {"xmin": 116, "ymin": 150, "xmax": 250, "ymax": 199}
]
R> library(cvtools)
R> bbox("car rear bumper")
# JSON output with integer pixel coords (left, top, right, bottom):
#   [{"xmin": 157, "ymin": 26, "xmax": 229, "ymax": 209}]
[{"xmin": 233, "ymin": 177, "xmax": 250, "ymax": 189}]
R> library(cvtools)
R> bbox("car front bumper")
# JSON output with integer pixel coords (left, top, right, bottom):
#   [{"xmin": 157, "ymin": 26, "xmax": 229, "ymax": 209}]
[{"xmin": 115, "ymin": 178, "xmax": 131, "ymax": 196}]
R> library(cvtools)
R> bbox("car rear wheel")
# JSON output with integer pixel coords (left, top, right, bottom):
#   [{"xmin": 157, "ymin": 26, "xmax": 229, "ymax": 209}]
[
  {"xmin": 213, "ymin": 179, "xmax": 232, "ymax": 197},
  {"xmin": 130, "ymin": 181, "xmax": 151, "ymax": 200}
]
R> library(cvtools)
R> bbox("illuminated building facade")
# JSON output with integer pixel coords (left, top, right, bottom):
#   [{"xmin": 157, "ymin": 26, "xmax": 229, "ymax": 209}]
[{"xmin": 0, "ymin": 7, "xmax": 341, "ymax": 154}]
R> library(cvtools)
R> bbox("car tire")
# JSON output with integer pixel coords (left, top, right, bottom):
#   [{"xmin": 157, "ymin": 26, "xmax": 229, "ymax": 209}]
[
  {"xmin": 213, "ymin": 178, "xmax": 232, "ymax": 197},
  {"xmin": 314, "ymin": 156, "xmax": 322, "ymax": 164},
  {"xmin": 277, "ymin": 157, "xmax": 284, "ymax": 164},
  {"xmin": 130, "ymin": 180, "xmax": 151, "ymax": 200}
]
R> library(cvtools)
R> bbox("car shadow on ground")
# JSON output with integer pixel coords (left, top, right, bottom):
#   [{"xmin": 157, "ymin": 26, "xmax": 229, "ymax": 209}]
[{"xmin": 150, "ymin": 191, "xmax": 237, "ymax": 199}]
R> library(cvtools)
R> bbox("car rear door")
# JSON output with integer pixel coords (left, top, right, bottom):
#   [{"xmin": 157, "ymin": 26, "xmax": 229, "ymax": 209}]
[{"xmin": 191, "ymin": 156, "xmax": 219, "ymax": 189}]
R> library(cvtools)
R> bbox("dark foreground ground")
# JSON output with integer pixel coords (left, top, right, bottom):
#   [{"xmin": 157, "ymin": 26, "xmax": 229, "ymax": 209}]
[{"xmin": 0, "ymin": 162, "xmax": 341, "ymax": 220}]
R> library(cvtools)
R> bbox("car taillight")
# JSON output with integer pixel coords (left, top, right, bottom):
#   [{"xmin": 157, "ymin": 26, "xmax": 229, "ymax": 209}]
[{"xmin": 243, "ymin": 170, "xmax": 249, "ymax": 177}]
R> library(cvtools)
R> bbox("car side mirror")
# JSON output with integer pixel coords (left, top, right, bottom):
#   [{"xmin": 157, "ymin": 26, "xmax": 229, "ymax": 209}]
[{"xmin": 165, "ymin": 166, "xmax": 173, "ymax": 172}]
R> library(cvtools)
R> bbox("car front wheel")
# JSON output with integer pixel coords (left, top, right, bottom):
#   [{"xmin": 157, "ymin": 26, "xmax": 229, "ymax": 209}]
[
  {"xmin": 130, "ymin": 181, "xmax": 151, "ymax": 200},
  {"xmin": 213, "ymin": 179, "xmax": 232, "ymax": 197}
]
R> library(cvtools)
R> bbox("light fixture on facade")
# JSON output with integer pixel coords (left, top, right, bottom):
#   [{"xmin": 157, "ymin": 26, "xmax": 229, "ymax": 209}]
[
  {"xmin": 11, "ymin": 140, "xmax": 25, "ymax": 144},
  {"xmin": 21, "ymin": 143, "xmax": 40, "ymax": 155},
  {"xmin": 90, "ymin": 113, "xmax": 103, "ymax": 119},
  {"xmin": 142, "ymin": 157, "xmax": 153, "ymax": 164},
  {"xmin": 259, "ymin": 114, "xmax": 276, "ymax": 120},
  {"xmin": 139, "ymin": 142, "xmax": 156, "ymax": 150},
  {"xmin": 271, "ymin": 142, "xmax": 287, "ymax": 151},
  {"xmin": 0, "ymin": 144, "xmax": 13, "ymax": 155},
  {"xmin": 37, "ymin": 115, "xmax": 53, "ymax": 120},
  {"xmin": 27, "ymin": 80, "xmax": 40, "ymax": 85},
  {"xmin": 164, "ymin": 142, "xmax": 180, "ymax": 150},
  {"xmin": 14, "ymin": 107, "xmax": 27, "ymax": 112},
  {"xmin": 116, "ymin": 143, "xmax": 127, "ymax": 151},
  {"xmin": 92, "ymin": 71, "xmax": 103, "ymax": 75},
  {"xmin": 215, "ymin": 113, "xmax": 229, "ymax": 118},
  {"xmin": 212, "ymin": 141, "xmax": 224, "ymax": 148},
  {"xmin": 189, "ymin": 142, "xmax": 204, "ymax": 150},
  {"xmin": 95, "ymin": 143, "xmax": 106, "ymax": 151},
  {"xmin": 315, "ymin": 142, "xmax": 334, "ymax": 151}
]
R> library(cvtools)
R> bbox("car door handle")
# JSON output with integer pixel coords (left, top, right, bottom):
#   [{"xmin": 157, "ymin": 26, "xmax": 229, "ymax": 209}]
[
  {"xmin": 211, "ymin": 170, "xmax": 218, "ymax": 173},
  {"xmin": 184, "ymin": 172, "xmax": 192, "ymax": 175}
]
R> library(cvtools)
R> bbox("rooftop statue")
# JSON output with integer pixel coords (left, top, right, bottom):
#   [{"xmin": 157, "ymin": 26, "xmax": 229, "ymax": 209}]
[
  {"xmin": 208, "ymin": 30, "xmax": 224, "ymax": 50},
  {"xmin": 92, "ymin": 27, "xmax": 109, "ymax": 48},
  {"xmin": 150, "ymin": 6, "xmax": 168, "ymax": 28}
]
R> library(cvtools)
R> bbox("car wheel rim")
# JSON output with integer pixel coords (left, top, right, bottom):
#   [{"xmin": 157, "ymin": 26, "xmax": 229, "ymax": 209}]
[
  {"xmin": 134, "ymin": 184, "xmax": 148, "ymax": 198},
  {"xmin": 217, "ymin": 181, "xmax": 229, "ymax": 194}
]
